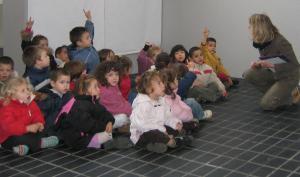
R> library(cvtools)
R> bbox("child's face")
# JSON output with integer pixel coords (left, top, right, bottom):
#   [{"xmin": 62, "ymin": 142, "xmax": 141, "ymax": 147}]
[
  {"xmin": 191, "ymin": 50, "xmax": 204, "ymax": 65},
  {"xmin": 87, "ymin": 79, "xmax": 100, "ymax": 98},
  {"xmin": 36, "ymin": 50, "xmax": 50, "ymax": 69},
  {"xmin": 105, "ymin": 70, "xmax": 119, "ymax": 87},
  {"xmin": 0, "ymin": 64, "xmax": 13, "ymax": 82},
  {"xmin": 38, "ymin": 39, "xmax": 49, "ymax": 50},
  {"xmin": 149, "ymin": 77, "xmax": 165, "ymax": 99},
  {"xmin": 57, "ymin": 48, "xmax": 70, "ymax": 63},
  {"xmin": 50, "ymin": 75, "xmax": 71, "ymax": 95},
  {"xmin": 13, "ymin": 83, "xmax": 31, "ymax": 104},
  {"xmin": 207, "ymin": 41, "xmax": 216, "ymax": 53},
  {"xmin": 175, "ymin": 50, "xmax": 186, "ymax": 63},
  {"xmin": 78, "ymin": 32, "xmax": 91, "ymax": 48}
]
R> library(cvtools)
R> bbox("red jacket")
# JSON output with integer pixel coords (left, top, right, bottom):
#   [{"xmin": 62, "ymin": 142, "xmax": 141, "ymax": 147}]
[
  {"xmin": 0, "ymin": 100, "xmax": 45, "ymax": 143},
  {"xmin": 120, "ymin": 75, "xmax": 131, "ymax": 100}
]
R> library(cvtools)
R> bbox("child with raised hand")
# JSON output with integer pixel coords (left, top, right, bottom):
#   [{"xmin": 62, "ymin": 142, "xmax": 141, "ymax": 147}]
[
  {"xmin": 37, "ymin": 69, "xmax": 73, "ymax": 135},
  {"xmin": 130, "ymin": 70, "xmax": 192, "ymax": 153},
  {"xmin": 20, "ymin": 17, "xmax": 57, "ymax": 71},
  {"xmin": 0, "ymin": 77, "xmax": 58, "ymax": 156},
  {"xmin": 160, "ymin": 68, "xmax": 212, "ymax": 131},
  {"xmin": 68, "ymin": 10, "xmax": 99, "ymax": 74},
  {"xmin": 187, "ymin": 46, "xmax": 227, "ymax": 103},
  {"xmin": 170, "ymin": 44, "xmax": 189, "ymax": 65},
  {"xmin": 200, "ymin": 27, "xmax": 239, "ymax": 88},
  {"xmin": 94, "ymin": 61, "xmax": 132, "ymax": 132},
  {"xmin": 56, "ymin": 75, "xmax": 131, "ymax": 150}
]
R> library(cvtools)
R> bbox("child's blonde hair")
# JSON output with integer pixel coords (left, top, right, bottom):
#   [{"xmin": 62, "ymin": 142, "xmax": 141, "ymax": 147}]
[
  {"xmin": 74, "ymin": 75, "xmax": 97, "ymax": 95},
  {"xmin": 147, "ymin": 46, "xmax": 161, "ymax": 59},
  {"xmin": 249, "ymin": 13, "xmax": 279, "ymax": 43},
  {"xmin": 1, "ymin": 77, "xmax": 32, "ymax": 105},
  {"xmin": 137, "ymin": 70, "xmax": 161, "ymax": 94}
]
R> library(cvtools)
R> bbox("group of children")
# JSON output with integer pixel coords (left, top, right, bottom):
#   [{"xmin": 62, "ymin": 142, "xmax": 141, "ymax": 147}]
[{"xmin": 0, "ymin": 11, "xmax": 238, "ymax": 155}]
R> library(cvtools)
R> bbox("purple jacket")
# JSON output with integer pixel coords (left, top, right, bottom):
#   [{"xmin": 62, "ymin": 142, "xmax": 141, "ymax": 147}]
[
  {"xmin": 99, "ymin": 85, "xmax": 132, "ymax": 116},
  {"xmin": 137, "ymin": 50, "xmax": 154, "ymax": 75}
]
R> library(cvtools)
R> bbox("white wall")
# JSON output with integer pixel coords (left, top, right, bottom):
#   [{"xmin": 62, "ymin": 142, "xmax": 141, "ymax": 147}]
[
  {"xmin": 0, "ymin": 4, "xmax": 3, "ymax": 47},
  {"xmin": 3, "ymin": 0, "xmax": 28, "ymax": 73},
  {"xmin": 161, "ymin": 0, "xmax": 300, "ymax": 78}
]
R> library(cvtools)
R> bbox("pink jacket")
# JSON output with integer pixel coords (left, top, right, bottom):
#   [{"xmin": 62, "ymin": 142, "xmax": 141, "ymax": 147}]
[
  {"xmin": 130, "ymin": 94, "xmax": 181, "ymax": 144},
  {"xmin": 99, "ymin": 85, "xmax": 132, "ymax": 116},
  {"xmin": 164, "ymin": 94, "xmax": 193, "ymax": 122}
]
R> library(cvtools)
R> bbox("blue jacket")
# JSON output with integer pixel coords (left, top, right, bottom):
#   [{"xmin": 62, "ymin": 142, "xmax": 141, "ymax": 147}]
[
  {"xmin": 24, "ymin": 66, "xmax": 50, "ymax": 89},
  {"xmin": 177, "ymin": 71, "xmax": 196, "ymax": 100},
  {"xmin": 68, "ymin": 20, "xmax": 99, "ymax": 74}
]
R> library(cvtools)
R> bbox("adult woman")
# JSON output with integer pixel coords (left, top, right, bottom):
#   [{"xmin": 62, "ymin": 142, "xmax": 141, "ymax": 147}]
[{"xmin": 243, "ymin": 13, "xmax": 300, "ymax": 111}]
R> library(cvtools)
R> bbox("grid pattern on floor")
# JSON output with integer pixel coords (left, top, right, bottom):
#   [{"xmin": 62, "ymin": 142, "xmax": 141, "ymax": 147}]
[{"xmin": 0, "ymin": 80, "xmax": 300, "ymax": 177}]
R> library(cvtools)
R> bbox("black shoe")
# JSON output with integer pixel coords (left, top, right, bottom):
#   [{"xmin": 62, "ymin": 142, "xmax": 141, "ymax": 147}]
[
  {"xmin": 146, "ymin": 143, "xmax": 167, "ymax": 153},
  {"xmin": 175, "ymin": 135, "xmax": 193, "ymax": 147},
  {"xmin": 103, "ymin": 137, "xmax": 133, "ymax": 150}
]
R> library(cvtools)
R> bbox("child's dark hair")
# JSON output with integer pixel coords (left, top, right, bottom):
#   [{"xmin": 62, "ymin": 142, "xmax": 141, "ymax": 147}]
[
  {"xmin": 155, "ymin": 52, "xmax": 171, "ymax": 71},
  {"xmin": 118, "ymin": 55, "xmax": 132, "ymax": 77},
  {"xmin": 69, "ymin": 26, "xmax": 89, "ymax": 46},
  {"xmin": 0, "ymin": 56, "xmax": 14, "ymax": 69},
  {"xmin": 206, "ymin": 37, "xmax": 216, "ymax": 43},
  {"xmin": 159, "ymin": 68, "xmax": 177, "ymax": 99},
  {"xmin": 75, "ymin": 74, "xmax": 97, "ymax": 95},
  {"xmin": 63, "ymin": 61, "xmax": 86, "ymax": 80},
  {"xmin": 170, "ymin": 44, "xmax": 189, "ymax": 63},
  {"xmin": 137, "ymin": 70, "xmax": 161, "ymax": 94},
  {"xmin": 49, "ymin": 68, "xmax": 70, "ymax": 82},
  {"xmin": 94, "ymin": 60, "xmax": 120, "ymax": 87},
  {"xmin": 55, "ymin": 45, "xmax": 68, "ymax": 57},
  {"xmin": 98, "ymin": 48, "xmax": 114, "ymax": 62},
  {"xmin": 189, "ymin": 46, "xmax": 201, "ymax": 58},
  {"xmin": 32, "ymin": 35, "xmax": 48, "ymax": 46},
  {"xmin": 22, "ymin": 46, "xmax": 44, "ymax": 67}
]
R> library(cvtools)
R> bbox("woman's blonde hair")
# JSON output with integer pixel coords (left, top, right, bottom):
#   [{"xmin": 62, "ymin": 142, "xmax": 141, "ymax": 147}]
[
  {"xmin": 1, "ymin": 77, "xmax": 32, "ymax": 105},
  {"xmin": 249, "ymin": 13, "xmax": 279, "ymax": 43}
]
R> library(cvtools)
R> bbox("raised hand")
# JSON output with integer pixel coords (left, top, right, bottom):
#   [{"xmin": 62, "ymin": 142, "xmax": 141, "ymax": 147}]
[
  {"xmin": 25, "ymin": 17, "xmax": 34, "ymax": 31},
  {"xmin": 83, "ymin": 9, "xmax": 92, "ymax": 21},
  {"xmin": 203, "ymin": 27, "xmax": 209, "ymax": 40}
]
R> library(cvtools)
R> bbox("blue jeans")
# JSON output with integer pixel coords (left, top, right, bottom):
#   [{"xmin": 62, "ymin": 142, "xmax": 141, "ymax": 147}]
[{"xmin": 184, "ymin": 98, "xmax": 204, "ymax": 120}]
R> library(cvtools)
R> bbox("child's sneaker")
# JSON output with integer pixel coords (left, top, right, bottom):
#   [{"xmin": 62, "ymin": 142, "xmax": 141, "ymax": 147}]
[
  {"xmin": 203, "ymin": 110, "xmax": 213, "ymax": 120},
  {"xmin": 41, "ymin": 136, "xmax": 59, "ymax": 148},
  {"xmin": 146, "ymin": 143, "xmax": 167, "ymax": 153},
  {"xmin": 13, "ymin": 145, "xmax": 29, "ymax": 156},
  {"xmin": 103, "ymin": 137, "xmax": 133, "ymax": 150}
]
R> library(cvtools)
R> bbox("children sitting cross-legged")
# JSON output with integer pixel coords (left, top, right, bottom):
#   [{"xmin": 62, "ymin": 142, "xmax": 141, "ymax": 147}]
[
  {"xmin": 130, "ymin": 70, "xmax": 192, "ymax": 153},
  {"xmin": 0, "ymin": 77, "xmax": 58, "ymax": 155},
  {"xmin": 94, "ymin": 61, "xmax": 132, "ymax": 133},
  {"xmin": 187, "ymin": 46, "xmax": 227, "ymax": 103},
  {"xmin": 55, "ymin": 75, "xmax": 132, "ymax": 150},
  {"xmin": 160, "ymin": 68, "xmax": 212, "ymax": 134},
  {"xmin": 37, "ymin": 69, "xmax": 73, "ymax": 135}
]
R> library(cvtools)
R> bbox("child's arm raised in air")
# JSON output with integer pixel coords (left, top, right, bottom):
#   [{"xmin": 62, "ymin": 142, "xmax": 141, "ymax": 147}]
[
  {"xmin": 20, "ymin": 17, "xmax": 34, "ymax": 51},
  {"xmin": 201, "ymin": 27, "xmax": 209, "ymax": 45},
  {"xmin": 83, "ymin": 10, "xmax": 94, "ymax": 43}
]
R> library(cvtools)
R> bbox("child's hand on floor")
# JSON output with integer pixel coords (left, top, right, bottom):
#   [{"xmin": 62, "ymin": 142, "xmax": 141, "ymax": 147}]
[
  {"xmin": 105, "ymin": 122, "xmax": 113, "ymax": 133},
  {"xmin": 26, "ymin": 123, "xmax": 40, "ymax": 133},
  {"xmin": 83, "ymin": 9, "xmax": 92, "ymax": 21}
]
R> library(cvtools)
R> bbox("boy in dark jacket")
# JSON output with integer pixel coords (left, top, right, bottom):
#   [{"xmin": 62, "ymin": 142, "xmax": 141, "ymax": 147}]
[{"xmin": 37, "ymin": 69, "xmax": 72, "ymax": 134}]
